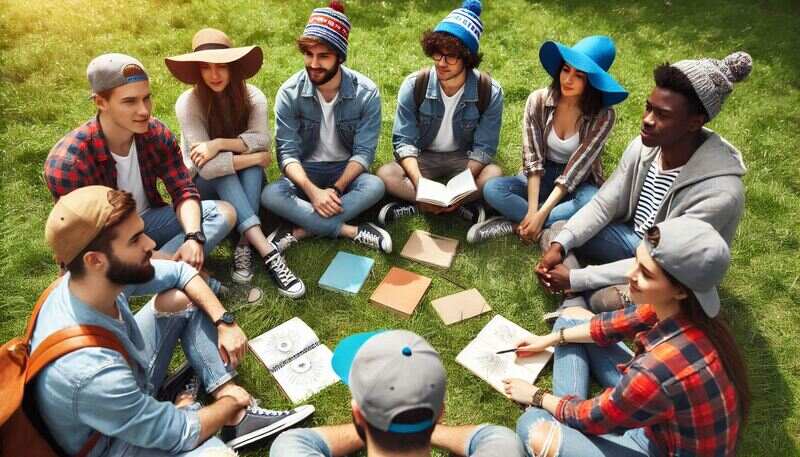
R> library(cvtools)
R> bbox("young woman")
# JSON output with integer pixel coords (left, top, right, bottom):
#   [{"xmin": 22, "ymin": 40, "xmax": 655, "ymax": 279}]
[
  {"xmin": 469, "ymin": 35, "xmax": 628, "ymax": 244},
  {"xmin": 166, "ymin": 28, "xmax": 305, "ymax": 299},
  {"xmin": 503, "ymin": 217, "xmax": 749, "ymax": 456}
]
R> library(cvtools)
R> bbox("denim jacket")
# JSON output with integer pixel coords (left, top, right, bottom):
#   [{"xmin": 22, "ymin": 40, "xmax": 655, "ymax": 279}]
[
  {"xmin": 274, "ymin": 66, "xmax": 381, "ymax": 172},
  {"xmin": 30, "ymin": 260, "xmax": 200, "ymax": 456},
  {"xmin": 392, "ymin": 67, "xmax": 504, "ymax": 164}
]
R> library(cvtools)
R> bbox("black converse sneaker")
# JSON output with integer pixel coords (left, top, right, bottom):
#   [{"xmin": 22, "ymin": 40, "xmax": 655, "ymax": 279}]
[
  {"xmin": 263, "ymin": 245, "xmax": 305, "ymax": 299},
  {"xmin": 231, "ymin": 244, "xmax": 254, "ymax": 284},
  {"xmin": 353, "ymin": 223, "xmax": 393, "ymax": 253},
  {"xmin": 267, "ymin": 224, "xmax": 299, "ymax": 253},
  {"xmin": 156, "ymin": 363, "xmax": 197, "ymax": 403},
  {"xmin": 222, "ymin": 403, "xmax": 315, "ymax": 449},
  {"xmin": 456, "ymin": 201, "xmax": 487, "ymax": 225},
  {"xmin": 377, "ymin": 201, "xmax": 417, "ymax": 225},
  {"xmin": 466, "ymin": 216, "xmax": 514, "ymax": 244}
]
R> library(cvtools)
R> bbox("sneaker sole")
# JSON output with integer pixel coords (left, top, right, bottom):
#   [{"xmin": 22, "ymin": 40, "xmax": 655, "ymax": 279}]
[
  {"xmin": 231, "ymin": 270, "xmax": 254, "ymax": 284},
  {"xmin": 466, "ymin": 216, "xmax": 507, "ymax": 244},
  {"xmin": 275, "ymin": 280, "xmax": 306, "ymax": 299},
  {"xmin": 366, "ymin": 223, "xmax": 393, "ymax": 254},
  {"xmin": 377, "ymin": 204, "xmax": 392, "ymax": 226},
  {"xmin": 226, "ymin": 404, "xmax": 316, "ymax": 449}
]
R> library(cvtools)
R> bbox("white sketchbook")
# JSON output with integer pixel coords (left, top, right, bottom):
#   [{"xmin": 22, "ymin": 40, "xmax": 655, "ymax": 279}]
[
  {"xmin": 456, "ymin": 315, "xmax": 554, "ymax": 395},
  {"xmin": 416, "ymin": 169, "xmax": 477, "ymax": 207},
  {"xmin": 248, "ymin": 317, "xmax": 340, "ymax": 403}
]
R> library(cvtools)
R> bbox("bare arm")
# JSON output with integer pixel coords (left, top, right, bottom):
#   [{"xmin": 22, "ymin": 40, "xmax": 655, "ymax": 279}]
[
  {"xmin": 197, "ymin": 396, "xmax": 247, "ymax": 443},
  {"xmin": 313, "ymin": 424, "xmax": 365, "ymax": 456},
  {"xmin": 398, "ymin": 156, "xmax": 423, "ymax": 188},
  {"xmin": 333, "ymin": 161, "xmax": 366, "ymax": 194},
  {"xmin": 284, "ymin": 162, "xmax": 342, "ymax": 217},
  {"xmin": 232, "ymin": 151, "xmax": 269, "ymax": 171}
]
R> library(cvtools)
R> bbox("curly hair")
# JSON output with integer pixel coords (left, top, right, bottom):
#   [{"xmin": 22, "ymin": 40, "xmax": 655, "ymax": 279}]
[
  {"xmin": 653, "ymin": 63, "xmax": 707, "ymax": 120},
  {"xmin": 420, "ymin": 30, "xmax": 482, "ymax": 70}
]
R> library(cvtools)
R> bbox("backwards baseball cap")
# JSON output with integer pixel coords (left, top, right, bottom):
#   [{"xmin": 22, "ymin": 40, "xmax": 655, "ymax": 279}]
[
  {"xmin": 87, "ymin": 53, "xmax": 149, "ymax": 96},
  {"xmin": 671, "ymin": 51, "xmax": 752, "ymax": 121},
  {"xmin": 302, "ymin": 1, "xmax": 352, "ymax": 60},
  {"xmin": 45, "ymin": 186, "xmax": 118, "ymax": 267},
  {"xmin": 434, "ymin": 0, "xmax": 484, "ymax": 55},
  {"xmin": 332, "ymin": 330, "xmax": 446, "ymax": 434},
  {"xmin": 644, "ymin": 217, "xmax": 731, "ymax": 318}
]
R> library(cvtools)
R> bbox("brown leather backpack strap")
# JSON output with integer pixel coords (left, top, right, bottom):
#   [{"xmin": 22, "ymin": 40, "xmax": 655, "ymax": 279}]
[
  {"xmin": 414, "ymin": 66, "xmax": 431, "ymax": 112},
  {"xmin": 23, "ymin": 278, "xmax": 62, "ymax": 342},
  {"xmin": 75, "ymin": 431, "xmax": 102, "ymax": 457},
  {"xmin": 477, "ymin": 71, "xmax": 492, "ymax": 115},
  {"xmin": 27, "ymin": 325, "xmax": 130, "ymax": 382}
]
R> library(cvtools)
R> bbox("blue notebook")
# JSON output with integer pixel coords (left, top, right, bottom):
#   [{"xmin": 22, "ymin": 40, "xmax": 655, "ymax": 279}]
[{"xmin": 318, "ymin": 251, "xmax": 375, "ymax": 295}]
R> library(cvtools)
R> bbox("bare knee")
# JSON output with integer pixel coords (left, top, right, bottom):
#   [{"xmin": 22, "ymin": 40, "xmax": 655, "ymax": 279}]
[
  {"xmin": 154, "ymin": 289, "xmax": 193, "ymax": 314},
  {"xmin": 216, "ymin": 200, "xmax": 237, "ymax": 228},
  {"xmin": 477, "ymin": 164, "xmax": 503, "ymax": 186},
  {"xmin": 561, "ymin": 306, "xmax": 595, "ymax": 320},
  {"xmin": 377, "ymin": 162, "xmax": 404, "ymax": 182},
  {"xmin": 529, "ymin": 420, "xmax": 561, "ymax": 457}
]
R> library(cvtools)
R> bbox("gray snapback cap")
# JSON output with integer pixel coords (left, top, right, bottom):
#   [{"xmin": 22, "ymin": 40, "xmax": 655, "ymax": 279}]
[
  {"xmin": 645, "ymin": 217, "xmax": 731, "ymax": 317},
  {"xmin": 87, "ymin": 53, "xmax": 149, "ymax": 96},
  {"xmin": 332, "ymin": 330, "xmax": 446, "ymax": 433}
]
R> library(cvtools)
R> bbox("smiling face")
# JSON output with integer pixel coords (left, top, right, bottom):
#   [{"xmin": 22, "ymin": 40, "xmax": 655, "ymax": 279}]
[
  {"xmin": 94, "ymin": 80, "xmax": 152, "ymax": 134},
  {"xmin": 199, "ymin": 62, "xmax": 231, "ymax": 93},
  {"xmin": 303, "ymin": 42, "xmax": 341, "ymax": 86},
  {"xmin": 432, "ymin": 48, "xmax": 465, "ymax": 83},
  {"xmin": 559, "ymin": 63, "xmax": 587, "ymax": 98},
  {"xmin": 627, "ymin": 243, "xmax": 687, "ymax": 308}
]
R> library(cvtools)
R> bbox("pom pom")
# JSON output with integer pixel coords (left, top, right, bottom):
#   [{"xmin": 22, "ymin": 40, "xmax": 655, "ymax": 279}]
[
  {"xmin": 461, "ymin": 0, "xmax": 482, "ymax": 16},
  {"xmin": 329, "ymin": 0, "xmax": 345, "ymax": 13},
  {"xmin": 723, "ymin": 51, "xmax": 752, "ymax": 83}
]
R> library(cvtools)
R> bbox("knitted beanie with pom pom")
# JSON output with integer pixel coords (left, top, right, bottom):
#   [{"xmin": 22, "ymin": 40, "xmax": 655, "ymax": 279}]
[
  {"xmin": 434, "ymin": 0, "xmax": 484, "ymax": 55},
  {"xmin": 672, "ymin": 51, "xmax": 753, "ymax": 121},
  {"xmin": 303, "ymin": 1, "xmax": 351, "ymax": 60}
]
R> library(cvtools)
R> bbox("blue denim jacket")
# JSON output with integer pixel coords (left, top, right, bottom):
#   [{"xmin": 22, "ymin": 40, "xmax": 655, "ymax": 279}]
[
  {"xmin": 30, "ymin": 260, "xmax": 200, "ymax": 456},
  {"xmin": 274, "ymin": 66, "xmax": 381, "ymax": 172},
  {"xmin": 392, "ymin": 67, "xmax": 504, "ymax": 164}
]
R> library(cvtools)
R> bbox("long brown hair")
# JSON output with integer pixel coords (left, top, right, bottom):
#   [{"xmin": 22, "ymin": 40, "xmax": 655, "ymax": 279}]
[
  {"xmin": 549, "ymin": 65, "xmax": 605, "ymax": 119},
  {"xmin": 194, "ymin": 62, "xmax": 251, "ymax": 140}
]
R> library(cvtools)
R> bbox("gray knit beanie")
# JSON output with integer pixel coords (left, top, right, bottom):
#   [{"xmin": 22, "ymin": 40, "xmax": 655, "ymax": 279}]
[{"xmin": 671, "ymin": 51, "xmax": 752, "ymax": 121}]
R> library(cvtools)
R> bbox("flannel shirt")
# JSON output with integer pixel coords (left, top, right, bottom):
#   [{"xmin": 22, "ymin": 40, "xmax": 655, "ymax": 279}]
[
  {"xmin": 44, "ymin": 116, "xmax": 199, "ymax": 208},
  {"xmin": 521, "ymin": 88, "xmax": 615, "ymax": 193},
  {"xmin": 555, "ymin": 305, "xmax": 741, "ymax": 456}
]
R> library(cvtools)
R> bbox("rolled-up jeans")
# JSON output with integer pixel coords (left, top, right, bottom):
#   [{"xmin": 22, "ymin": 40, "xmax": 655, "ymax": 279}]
[
  {"xmin": 261, "ymin": 161, "xmax": 385, "ymax": 238},
  {"xmin": 269, "ymin": 424, "xmax": 525, "ymax": 457},
  {"xmin": 195, "ymin": 166, "xmax": 264, "ymax": 235}
]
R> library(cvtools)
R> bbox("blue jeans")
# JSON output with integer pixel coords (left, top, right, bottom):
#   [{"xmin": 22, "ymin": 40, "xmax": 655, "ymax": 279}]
[
  {"xmin": 270, "ymin": 424, "xmax": 525, "ymax": 457},
  {"xmin": 140, "ymin": 201, "xmax": 233, "ymax": 255},
  {"xmin": 574, "ymin": 222, "xmax": 641, "ymax": 265},
  {"xmin": 195, "ymin": 166, "xmax": 264, "ymax": 235},
  {"xmin": 261, "ymin": 161, "xmax": 385, "ymax": 238},
  {"xmin": 483, "ymin": 163, "xmax": 598, "ymax": 226},
  {"xmin": 104, "ymin": 299, "xmax": 236, "ymax": 456},
  {"xmin": 515, "ymin": 317, "xmax": 658, "ymax": 457}
]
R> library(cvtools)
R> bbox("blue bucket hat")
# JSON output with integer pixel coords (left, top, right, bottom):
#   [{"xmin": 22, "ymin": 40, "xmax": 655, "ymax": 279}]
[{"xmin": 539, "ymin": 35, "xmax": 628, "ymax": 107}]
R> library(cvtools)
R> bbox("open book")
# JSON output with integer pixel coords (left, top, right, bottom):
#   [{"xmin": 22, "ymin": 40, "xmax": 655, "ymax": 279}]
[
  {"xmin": 456, "ymin": 315, "xmax": 554, "ymax": 395},
  {"xmin": 416, "ymin": 169, "xmax": 477, "ymax": 207},
  {"xmin": 248, "ymin": 317, "xmax": 340, "ymax": 403}
]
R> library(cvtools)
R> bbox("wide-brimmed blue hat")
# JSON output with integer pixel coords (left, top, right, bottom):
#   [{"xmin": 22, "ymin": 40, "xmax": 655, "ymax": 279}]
[{"xmin": 539, "ymin": 35, "xmax": 628, "ymax": 107}]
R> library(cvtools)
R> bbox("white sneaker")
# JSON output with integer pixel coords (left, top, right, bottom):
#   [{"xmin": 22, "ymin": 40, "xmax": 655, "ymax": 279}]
[{"xmin": 232, "ymin": 244, "xmax": 254, "ymax": 284}]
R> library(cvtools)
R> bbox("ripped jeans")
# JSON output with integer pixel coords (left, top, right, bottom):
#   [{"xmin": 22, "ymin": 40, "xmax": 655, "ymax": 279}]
[{"xmin": 515, "ymin": 317, "xmax": 660, "ymax": 457}]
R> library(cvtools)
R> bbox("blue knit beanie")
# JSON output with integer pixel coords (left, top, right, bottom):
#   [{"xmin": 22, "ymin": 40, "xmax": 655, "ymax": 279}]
[
  {"xmin": 303, "ymin": 1, "xmax": 351, "ymax": 60},
  {"xmin": 434, "ymin": 0, "xmax": 484, "ymax": 55}
]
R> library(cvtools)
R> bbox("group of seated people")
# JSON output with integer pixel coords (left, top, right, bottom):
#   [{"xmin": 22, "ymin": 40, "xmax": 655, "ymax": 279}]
[{"xmin": 30, "ymin": 0, "xmax": 754, "ymax": 455}]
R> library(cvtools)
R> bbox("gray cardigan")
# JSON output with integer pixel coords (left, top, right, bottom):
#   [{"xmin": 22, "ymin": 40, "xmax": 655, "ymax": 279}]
[{"xmin": 553, "ymin": 128, "xmax": 746, "ymax": 292}]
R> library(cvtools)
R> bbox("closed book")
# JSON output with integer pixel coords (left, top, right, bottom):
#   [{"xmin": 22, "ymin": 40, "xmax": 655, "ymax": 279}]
[
  {"xmin": 431, "ymin": 288, "xmax": 491, "ymax": 325},
  {"xmin": 369, "ymin": 267, "xmax": 432, "ymax": 317},
  {"xmin": 318, "ymin": 251, "xmax": 374, "ymax": 295},
  {"xmin": 400, "ymin": 230, "xmax": 459, "ymax": 269}
]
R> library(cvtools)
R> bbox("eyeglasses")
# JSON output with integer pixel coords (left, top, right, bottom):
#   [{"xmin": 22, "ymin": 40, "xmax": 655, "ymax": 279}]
[{"xmin": 431, "ymin": 53, "xmax": 460, "ymax": 65}]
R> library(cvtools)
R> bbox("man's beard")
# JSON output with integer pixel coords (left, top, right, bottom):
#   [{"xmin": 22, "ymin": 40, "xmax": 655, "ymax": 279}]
[
  {"xmin": 306, "ymin": 60, "xmax": 340, "ymax": 86},
  {"xmin": 106, "ymin": 251, "xmax": 155, "ymax": 285}
]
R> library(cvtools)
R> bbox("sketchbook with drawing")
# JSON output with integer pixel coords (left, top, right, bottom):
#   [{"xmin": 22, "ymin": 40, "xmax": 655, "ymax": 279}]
[
  {"xmin": 415, "ymin": 169, "xmax": 477, "ymax": 207},
  {"xmin": 248, "ymin": 317, "xmax": 340, "ymax": 403},
  {"xmin": 455, "ymin": 315, "xmax": 554, "ymax": 395}
]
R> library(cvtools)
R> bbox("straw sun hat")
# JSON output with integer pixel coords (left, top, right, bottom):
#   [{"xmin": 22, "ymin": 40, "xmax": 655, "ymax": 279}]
[{"xmin": 165, "ymin": 28, "xmax": 263, "ymax": 84}]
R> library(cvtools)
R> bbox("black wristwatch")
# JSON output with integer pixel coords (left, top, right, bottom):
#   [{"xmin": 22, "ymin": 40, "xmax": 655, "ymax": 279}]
[
  {"xmin": 214, "ymin": 312, "xmax": 235, "ymax": 327},
  {"xmin": 184, "ymin": 231, "xmax": 206, "ymax": 245}
]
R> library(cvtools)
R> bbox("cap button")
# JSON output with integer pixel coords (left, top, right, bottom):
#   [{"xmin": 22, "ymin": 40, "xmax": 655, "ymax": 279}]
[{"xmin": 402, "ymin": 346, "xmax": 412, "ymax": 357}]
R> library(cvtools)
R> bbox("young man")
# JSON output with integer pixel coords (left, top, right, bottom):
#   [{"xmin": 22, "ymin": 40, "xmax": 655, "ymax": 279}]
[
  {"xmin": 270, "ymin": 330, "xmax": 525, "ymax": 456},
  {"xmin": 537, "ymin": 52, "xmax": 752, "ymax": 312},
  {"xmin": 261, "ymin": 2, "xmax": 391, "ymax": 254},
  {"xmin": 33, "ymin": 186, "xmax": 313, "ymax": 456},
  {"xmin": 377, "ymin": 0, "xmax": 503, "ymax": 227}
]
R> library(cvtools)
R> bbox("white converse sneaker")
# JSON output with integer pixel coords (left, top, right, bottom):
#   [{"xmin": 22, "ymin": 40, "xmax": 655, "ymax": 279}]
[{"xmin": 231, "ymin": 244, "xmax": 254, "ymax": 284}]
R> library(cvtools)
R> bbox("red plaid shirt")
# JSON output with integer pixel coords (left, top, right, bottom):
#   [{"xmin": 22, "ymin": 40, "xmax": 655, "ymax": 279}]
[
  {"xmin": 555, "ymin": 305, "xmax": 741, "ymax": 456},
  {"xmin": 44, "ymin": 116, "xmax": 199, "ymax": 207}
]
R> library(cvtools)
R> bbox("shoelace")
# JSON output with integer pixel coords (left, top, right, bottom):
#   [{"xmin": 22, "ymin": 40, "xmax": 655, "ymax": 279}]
[
  {"xmin": 354, "ymin": 228, "xmax": 381, "ymax": 249},
  {"xmin": 248, "ymin": 400, "xmax": 291, "ymax": 417},
  {"xmin": 393, "ymin": 205, "xmax": 417, "ymax": 218},
  {"xmin": 276, "ymin": 232, "xmax": 298, "ymax": 252},
  {"xmin": 480, "ymin": 221, "xmax": 513, "ymax": 238},
  {"xmin": 234, "ymin": 245, "xmax": 252, "ymax": 271},
  {"xmin": 267, "ymin": 252, "xmax": 298, "ymax": 286}
]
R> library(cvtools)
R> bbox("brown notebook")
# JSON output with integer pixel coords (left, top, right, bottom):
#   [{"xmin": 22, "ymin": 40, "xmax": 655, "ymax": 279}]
[
  {"xmin": 400, "ymin": 230, "xmax": 459, "ymax": 269},
  {"xmin": 369, "ymin": 267, "xmax": 432, "ymax": 317},
  {"xmin": 431, "ymin": 288, "xmax": 491, "ymax": 325}
]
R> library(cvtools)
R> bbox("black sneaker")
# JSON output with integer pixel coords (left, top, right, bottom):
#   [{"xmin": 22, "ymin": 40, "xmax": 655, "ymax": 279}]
[
  {"xmin": 466, "ymin": 216, "xmax": 514, "ymax": 243},
  {"xmin": 263, "ymin": 246, "xmax": 306, "ymax": 299},
  {"xmin": 456, "ymin": 201, "xmax": 487, "ymax": 225},
  {"xmin": 354, "ymin": 223, "xmax": 393, "ymax": 253},
  {"xmin": 377, "ymin": 201, "xmax": 417, "ymax": 225},
  {"xmin": 267, "ymin": 224, "xmax": 299, "ymax": 253},
  {"xmin": 157, "ymin": 363, "xmax": 199, "ymax": 403},
  {"xmin": 222, "ymin": 403, "xmax": 315, "ymax": 449}
]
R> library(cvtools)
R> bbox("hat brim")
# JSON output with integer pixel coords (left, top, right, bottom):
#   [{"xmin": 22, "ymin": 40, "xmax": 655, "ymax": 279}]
[
  {"xmin": 539, "ymin": 41, "xmax": 628, "ymax": 107},
  {"xmin": 165, "ymin": 46, "xmax": 263, "ymax": 85},
  {"xmin": 693, "ymin": 287, "xmax": 721, "ymax": 318},
  {"xmin": 331, "ymin": 331, "xmax": 384, "ymax": 386}
]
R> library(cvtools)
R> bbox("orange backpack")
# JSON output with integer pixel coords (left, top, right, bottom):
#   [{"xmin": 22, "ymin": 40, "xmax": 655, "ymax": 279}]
[{"xmin": 0, "ymin": 279, "xmax": 130, "ymax": 457}]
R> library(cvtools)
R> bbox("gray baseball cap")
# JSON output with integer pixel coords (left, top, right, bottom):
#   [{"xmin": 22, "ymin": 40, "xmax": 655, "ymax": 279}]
[
  {"xmin": 644, "ymin": 217, "xmax": 731, "ymax": 317},
  {"xmin": 87, "ymin": 53, "xmax": 149, "ymax": 96},
  {"xmin": 331, "ymin": 330, "xmax": 446, "ymax": 433}
]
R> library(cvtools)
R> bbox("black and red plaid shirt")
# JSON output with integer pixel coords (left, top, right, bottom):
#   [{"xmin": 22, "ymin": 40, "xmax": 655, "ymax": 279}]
[
  {"xmin": 44, "ymin": 116, "xmax": 199, "ymax": 207},
  {"xmin": 555, "ymin": 305, "xmax": 741, "ymax": 456}
]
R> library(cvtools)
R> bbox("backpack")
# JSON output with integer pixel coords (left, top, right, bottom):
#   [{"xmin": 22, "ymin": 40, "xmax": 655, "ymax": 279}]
[
  {"xmin": 0, "ymin": 279, "xmax": 130, "ymax": 457},
  {"xmin": 413, "ymin": 67, "xmax": 493, "ymax": 115}
]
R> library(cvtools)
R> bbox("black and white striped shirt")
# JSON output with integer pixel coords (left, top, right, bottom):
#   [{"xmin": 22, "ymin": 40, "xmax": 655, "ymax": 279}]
[{"xmin": 633, "ymin": 155, "xmax": 682, "ymax": 237}]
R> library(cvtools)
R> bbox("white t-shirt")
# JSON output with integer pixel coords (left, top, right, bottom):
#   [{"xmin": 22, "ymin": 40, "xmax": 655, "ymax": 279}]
[
  {"xmin": 546, "ymin": 128, "xmax": 580, "ymax": 164},
  {"xmin": 111, "ymin": 141, "xmax": 149, "ymax": 214},
  {"xmin": 633, "ymin": 151, "xmax": 682, "ymax": 237},
  {"xmin": 428, "ymin": 84, "xmax": 465, "ymax": 153},
  {"xmin": 307, "ymin": 90, "xmax": 350, "ymax": 162}
]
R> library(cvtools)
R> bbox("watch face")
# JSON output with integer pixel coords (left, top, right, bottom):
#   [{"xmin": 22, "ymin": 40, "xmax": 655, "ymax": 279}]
[{"xmin": 219, "ymin": 312, "xmax": 235, "ymax": 325}]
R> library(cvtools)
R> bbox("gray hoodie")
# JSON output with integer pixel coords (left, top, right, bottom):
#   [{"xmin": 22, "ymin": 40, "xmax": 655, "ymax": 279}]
[{"xmin": 553, "ymin": 127, "xmax": 746, "ymax": 292}]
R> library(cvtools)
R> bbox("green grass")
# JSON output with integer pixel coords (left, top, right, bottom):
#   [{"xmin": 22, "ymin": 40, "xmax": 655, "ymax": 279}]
[{"xmin": 1, "ymin": 0, "xmax": 799, "ymax": 455}]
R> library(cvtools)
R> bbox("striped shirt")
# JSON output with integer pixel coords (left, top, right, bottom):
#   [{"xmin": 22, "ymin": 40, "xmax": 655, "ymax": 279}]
[
  {"xmin": 633, "ymin": 153, "xmax": 682, "ymax": 237},
  {"xmin": 521, "ymin": 88, "xmax": 616, "ymax": 193}
]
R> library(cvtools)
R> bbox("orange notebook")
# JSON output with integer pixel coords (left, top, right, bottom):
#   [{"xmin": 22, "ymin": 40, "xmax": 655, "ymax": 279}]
[
  {"xmin": 400, "ymin": 230, "xmax": 459, "ymax": 269},
  {"xmin": 369, "ymin": 267, "xmax": 432, "ymax": 318},
  {"xmin": 431, "ymin": 288, "xmax": 491, "ymax": 325}
]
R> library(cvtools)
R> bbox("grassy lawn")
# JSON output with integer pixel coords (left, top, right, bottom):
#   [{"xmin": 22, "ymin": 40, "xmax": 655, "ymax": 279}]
[{"xmin": 2, "ymin": 0, "xmax": 799, "ymax": 455}]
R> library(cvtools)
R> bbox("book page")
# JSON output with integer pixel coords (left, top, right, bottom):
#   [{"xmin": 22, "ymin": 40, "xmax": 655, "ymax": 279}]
[
  {"xmin": 248, "ymin": 317, "xmax": 319, "ymax": 371},
  {"xmin": 445, "ymin": 169, "xmax": 478, "ymax": 205},
  {"xmin": 272, "ymin": 345, "xmax": 340, "ymax": 404},
  {"xmin": 416, "ymin": 177, "xmax": 451, "ymax": 206}
]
